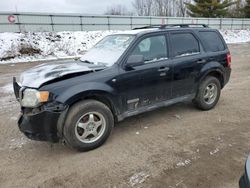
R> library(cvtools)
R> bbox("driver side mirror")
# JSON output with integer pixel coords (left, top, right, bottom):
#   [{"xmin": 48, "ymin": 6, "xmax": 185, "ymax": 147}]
[{"xmin": 126, "ymin": 55, "xmax": 144, "ymax": 68}]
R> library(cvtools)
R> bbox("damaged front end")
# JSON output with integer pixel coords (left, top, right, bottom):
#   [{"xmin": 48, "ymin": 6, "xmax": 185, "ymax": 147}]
[
  {"xmin": 13, "ymin": 77, "xmax": 68, "ymax": 142},
  {"xmin": 13, "ymin": 60, "xmax": 107, "ymax": 143}
]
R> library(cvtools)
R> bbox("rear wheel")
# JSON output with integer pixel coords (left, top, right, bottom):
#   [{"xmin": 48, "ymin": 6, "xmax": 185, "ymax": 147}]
[
  {"xmin": 63, "ymin": 100, "xmax": 114, "ymax": 151},
  {"xmin": 193, "ymin": 76, "xmax": 221, "ymax": 110}
]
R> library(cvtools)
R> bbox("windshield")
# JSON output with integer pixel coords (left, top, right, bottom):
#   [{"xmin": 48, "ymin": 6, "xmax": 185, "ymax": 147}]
[{"xmin": 80, "ymin": 34, "xmax": 135, "ymax": 66}]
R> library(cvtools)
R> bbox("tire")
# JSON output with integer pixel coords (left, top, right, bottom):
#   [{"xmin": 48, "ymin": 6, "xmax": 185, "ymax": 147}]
[
  {"xmin": 63, "ymin": 100, "xmax": 114, "ymax": 151},
  {"xmin": 193, "ymin": 76, "xmax": 221, "ymax": 111}
]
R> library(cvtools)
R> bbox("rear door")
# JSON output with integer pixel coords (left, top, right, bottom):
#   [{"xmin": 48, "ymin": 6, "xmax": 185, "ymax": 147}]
[
  {"xmin": 116, "ymin": 34, "xmax": 173, "ymax": 111},
  {"xmin": 198, "ymin": 30, "xmax": 228, "ymax": 66},
  {"xmin": 169, "ymin": 31, "xmax": 205, "ymax": 98}
]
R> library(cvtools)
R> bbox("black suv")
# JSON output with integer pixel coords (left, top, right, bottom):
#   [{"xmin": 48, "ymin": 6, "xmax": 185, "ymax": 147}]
[{"xmin": 13, "ymin": 24, "xmax": 231, "ymax": 151}]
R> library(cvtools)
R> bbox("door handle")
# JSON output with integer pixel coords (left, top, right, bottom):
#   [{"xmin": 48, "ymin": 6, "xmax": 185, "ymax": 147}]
[
  {"xmin": 158, "ymin": 67, "xmax": 170, "ymax": 72},
  {"xmin": 197, "ymin": 59, "xmax": 206, "ymax": 64}
]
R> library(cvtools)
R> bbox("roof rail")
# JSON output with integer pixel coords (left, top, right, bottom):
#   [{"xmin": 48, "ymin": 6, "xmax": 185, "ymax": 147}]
[{"xmin": 133, "ymin": 24, "xmax": 209, "ymax": 30}]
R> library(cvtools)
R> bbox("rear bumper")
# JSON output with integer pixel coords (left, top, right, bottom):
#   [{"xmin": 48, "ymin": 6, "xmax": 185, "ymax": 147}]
[
  {"xmin": 223, "ymin": 67, "xmax": 231, "ymax": 87},
  {"xmin": 18, "ymin": 110, "xmax": 61, "ymax": 142}
]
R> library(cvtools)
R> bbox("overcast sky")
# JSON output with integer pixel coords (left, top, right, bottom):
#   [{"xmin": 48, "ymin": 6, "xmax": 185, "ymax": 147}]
[{"xmin": 0, "ymin": 0, "xmax": 134, "ymax": 14}]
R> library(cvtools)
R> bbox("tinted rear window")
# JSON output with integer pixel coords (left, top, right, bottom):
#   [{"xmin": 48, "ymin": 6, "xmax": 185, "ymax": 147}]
[
  {"xmin": 170, "ymin": 33, "xmax": 200, "ymax": 57},
  {"xmin": 199, "ymin": 31, "xmax": 225, "ymax": 52}
]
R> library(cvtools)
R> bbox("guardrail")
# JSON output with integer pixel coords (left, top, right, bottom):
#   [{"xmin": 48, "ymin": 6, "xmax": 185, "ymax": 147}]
[{"xmin": 0, "ymin": 12, "xmax": 250, "ymax": 32}]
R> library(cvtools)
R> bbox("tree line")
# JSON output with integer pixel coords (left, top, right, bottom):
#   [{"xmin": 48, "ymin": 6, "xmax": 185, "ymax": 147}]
[{"xmin": 105, "ymin": 0, "xmax": 250, "ymax": 18}]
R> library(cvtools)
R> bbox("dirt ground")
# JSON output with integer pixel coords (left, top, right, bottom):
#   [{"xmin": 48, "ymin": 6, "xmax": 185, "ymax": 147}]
[{"xmin": 0, "ymin": 43, "xmax": 250, "ymax": 188}]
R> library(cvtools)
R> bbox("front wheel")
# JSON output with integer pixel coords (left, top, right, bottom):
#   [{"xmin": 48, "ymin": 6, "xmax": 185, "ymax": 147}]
[
  {"xmin": 63, "ymin": 100, "xmax": 114, "ymax": 151},
  {"xmin": 193, "ymin": 76, "xmax": 221, "ymax": 111}
]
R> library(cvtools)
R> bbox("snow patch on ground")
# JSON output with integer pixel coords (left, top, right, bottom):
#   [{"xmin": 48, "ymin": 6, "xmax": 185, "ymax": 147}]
[
  {"xmin": 176, "ymin": 159, "xmax": 192, "ymax": 167},
  {"xmin": 128, "ymin": 171, "xmax": 150, "ymax": 187},
  {"xmin": 1, "ymin": 83, "xmax": 13, "ymax": 93},
  {"xmin": 209, "ymin": 148, "xmax": 220, "ymax": 155},
  {"xmin": 0, "ymin": 31, "xmax": 116, "ymax": 64},
  {"xmin": 9, "ymin": 137, "xmax": 28, "ymax": 149},
  {"xmin": 0, "ymin": 29, "xmax": 250, "ymax": 64},
  {"xmin": 0, "ymin": 94, "xmax": 18, "ymax": 115},
  {"xmin": 220, "ymin": 30, "xmax": 250, "ymax": 44}
]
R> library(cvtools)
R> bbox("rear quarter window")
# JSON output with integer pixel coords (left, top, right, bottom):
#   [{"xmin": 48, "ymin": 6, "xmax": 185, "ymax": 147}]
[
  {"xmin": 199, "ymin": 31, "xmax": 226, "ymax": 52},
  {"xmin": 170, "ymin": 33, "xmax": 200, "ymax": 57}
]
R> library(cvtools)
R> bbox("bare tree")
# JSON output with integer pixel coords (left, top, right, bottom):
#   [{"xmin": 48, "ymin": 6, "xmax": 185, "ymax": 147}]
[
  {"xmin": 175, "ymin": 0, "xmax": 192, "ymax": 17},
  {"xmin": 105, "ymin": 4, "xmax": 128, "ymax": 15},
  {"xmin": 145, "ymin": 0, "xmax": 153, "ymax": 16},
  {"xmin": 227, "ymin": 0, "xmax": 246, "ymax": 17},
  {"xmin": 155, "ymin": 0, "xmax": 166, "ymax": 16},
  {"xmin": 132, "ymin": 0, "xmax": 144, "ymax": 16},
  {"xmin": 132, "ymin": 0, "xmax": 153, "ymax": 16},
  {"xmin": 132, "ymin": 0, "xmax": 192, "ymax": 17}
]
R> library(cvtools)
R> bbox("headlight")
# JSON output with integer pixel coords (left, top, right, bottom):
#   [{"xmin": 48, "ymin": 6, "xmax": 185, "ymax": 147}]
[{"xmin": 21, "ymin": 89, "xmax": 49, "ymax": 107}]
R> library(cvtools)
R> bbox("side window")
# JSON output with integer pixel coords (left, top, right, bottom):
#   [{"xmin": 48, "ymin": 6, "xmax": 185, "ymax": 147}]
[
  {"xmin": 170, "ymin": 33, "xmax": 200, "ymax": 57},
  {"xmin": 131, "ymin": 35, "xmax": 168, "ymax": 63},
  {"xmin": 138, "ymin": 38, "xmax": 151, "ymax": 52},
  {"xmin": 199, "ymin": 31, "xmax": 225, "ymax": 52}
]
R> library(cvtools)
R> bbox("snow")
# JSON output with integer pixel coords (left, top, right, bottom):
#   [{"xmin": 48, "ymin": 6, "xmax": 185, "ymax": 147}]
[
  {"xmin": 128, "ymin": 171, "xmax": 150, "ymax": 187},
  {"xmin": 177, "ymin": 52, "xmax": 200, "ymax": 57},
  {"xmin": 80, "ymin": 48, "xmax": 124, "ymax": 66},
  {"xmin": 19, "ymin": 61, "xmax": 93, "ymax": 88},
  {"xmin": 0, "ymin": 31, "xmax": 117, "ymax": 64},
  {"xmin": 0, "ymin": 29, "xmax": 250, "ymax": 64},
  {"xmin": 209, "ymin": 148, "xmax": 220, "ymax": 155},
  {"xmin": 80, "ymin": 35, "xmax": 135, "ymax": 66},
  {"xmin": 9, "ymin": 137, "xmax": 28, "ymax": 149},
  {"xmin": 174, "ymin": 114, "xmax": 182, "ymax": 119},
  {"xmin": 176, "ymin": 159, "xmax": 192, "ymax": 167},
  {"xmin": 1, "ymin": 83, "xmax": 13, "ymax": 93},
  {"xmin": 219, "ymin": 30, "xmax": 250, "ymax": 44},
  {"xmin": 116, "ymin": 28, "xmax": 158, "ymax": 35}
]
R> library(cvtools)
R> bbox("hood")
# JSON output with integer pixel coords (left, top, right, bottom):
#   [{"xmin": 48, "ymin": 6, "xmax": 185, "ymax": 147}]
[{"xmin": 19, "ymin": 61, "xmax": 105, "ymax": 88}]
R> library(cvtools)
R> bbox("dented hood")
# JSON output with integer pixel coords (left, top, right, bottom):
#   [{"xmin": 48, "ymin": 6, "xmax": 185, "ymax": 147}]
[{"xmin": 19, "ymin": 61, "xmax": 105, "ymax": 88}]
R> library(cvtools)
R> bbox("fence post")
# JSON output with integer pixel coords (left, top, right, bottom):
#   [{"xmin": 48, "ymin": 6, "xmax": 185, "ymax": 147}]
[
  {"xmin": 15, "ymin": 13, "xmax": 22, "ymax": 33},
  {"xmin": 242, "ymin": 19, "xmax": 244, "ymax": 30},
  {"xmin": 220, "ymin": 18, "xmax": 222, "ymax": 29},
  {"xmin": 50, "ymin": 15, "xmax": 54, "ymax": 32},
  {"xmin": 231, "ymin": 18, "xmax": 233, "ymax": 30},
  {"xmin": 130, "ymin": 16, "xmax": 132, "ymax": 29},
  {"xmin": 80, "ymin": 16, "xmax": 83, "ymax": 31},
  {"xmin": 107, "ymin": 16, "xmax": 110, "ymax": 31}
]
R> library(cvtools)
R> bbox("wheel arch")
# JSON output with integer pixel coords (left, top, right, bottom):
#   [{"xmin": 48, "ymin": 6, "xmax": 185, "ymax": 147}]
[
  {"xmin": 203, "ymin": 70, "xmax": 224, "ymax": 88},
  {"xmin": 56, "ymin": 88, "xmax": 120, "ymax": 138},
  {"xmin": 199, "ymin": 62, "xmax": 225, "ymax": 89}
]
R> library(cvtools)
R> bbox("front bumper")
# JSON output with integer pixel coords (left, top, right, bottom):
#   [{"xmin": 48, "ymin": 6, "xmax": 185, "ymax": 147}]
[
  {"xmin": 13, "ymin": 77, "xmax": 66, "ymax": 142},
  {"xmin": 18, "ymin": 110, "xmax": 61, "ymax": 142},
  {"xmin": 239, "ymin": 155, "xmax": 250, "ymax": 188}
]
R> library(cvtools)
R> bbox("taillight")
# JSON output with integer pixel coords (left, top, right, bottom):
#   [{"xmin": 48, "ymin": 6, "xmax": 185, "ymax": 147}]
[{"xmin": 227, "ymin": 53, "xmax": 231, "ymax": 68}]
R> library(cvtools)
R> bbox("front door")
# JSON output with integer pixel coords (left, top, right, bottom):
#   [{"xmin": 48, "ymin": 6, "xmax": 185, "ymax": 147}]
[{"xmin": 116, "ymin": 34, "xmax": 173, "ymax": 112}]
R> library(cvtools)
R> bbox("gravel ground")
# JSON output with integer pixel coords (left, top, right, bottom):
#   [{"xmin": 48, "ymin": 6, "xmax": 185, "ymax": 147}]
[{"xmin": 0, "ymin": 43, "xmax": 250, "ymax": 188}]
